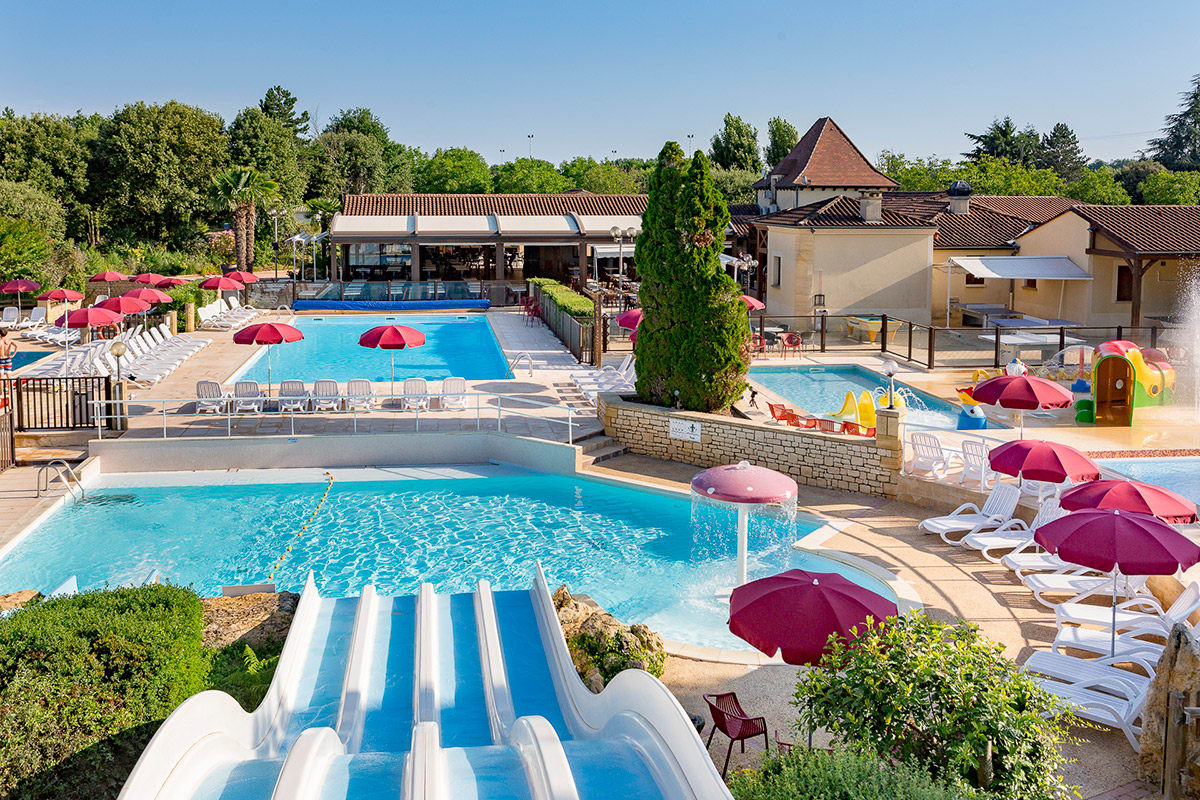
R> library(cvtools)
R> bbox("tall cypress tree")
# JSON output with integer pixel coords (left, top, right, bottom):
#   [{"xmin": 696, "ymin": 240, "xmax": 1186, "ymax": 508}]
[{"xmin": 634, "ymin": 144, "xmax": 749, "ymax": 412}]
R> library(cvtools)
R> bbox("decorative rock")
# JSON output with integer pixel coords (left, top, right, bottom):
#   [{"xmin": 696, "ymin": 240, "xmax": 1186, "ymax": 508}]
[
  {"xmin": 0, "ymin": 589, "xmax": 40, "ymax": 611},
  {"xmin": 200, "ymin": 591, "xmax": 300, "ymax": 648},
  {"xmin": 584, "ymin": 667, "xmax": 606, "ymax": 693},
  {"xmin": 1138, "ymin": 624, "xmax": 1200, "ymax": 793}
]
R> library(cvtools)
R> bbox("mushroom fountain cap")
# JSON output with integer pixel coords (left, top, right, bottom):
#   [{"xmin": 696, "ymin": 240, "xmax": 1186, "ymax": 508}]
[{"xmin": 690, "ymin": 461, "xmax": 798, "ymax": 505}]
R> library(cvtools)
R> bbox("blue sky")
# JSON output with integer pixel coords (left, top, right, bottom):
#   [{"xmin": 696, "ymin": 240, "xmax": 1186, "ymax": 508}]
[{"xmin": 4, "ymin": 0, "xmax": 1197, "ymax": 166}]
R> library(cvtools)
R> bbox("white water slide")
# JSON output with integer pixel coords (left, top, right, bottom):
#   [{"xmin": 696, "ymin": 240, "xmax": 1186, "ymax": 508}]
[{"xmin": 119, "ymin": 564, "xmax": 730, "ymax": 800}]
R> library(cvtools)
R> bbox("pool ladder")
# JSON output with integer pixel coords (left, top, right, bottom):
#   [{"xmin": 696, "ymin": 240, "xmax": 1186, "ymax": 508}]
[
  {"xmin": 507, "ymin": 351, "xmax": 534, "ymax": 377},
  {"xmin": 37, "ymin": 459, "xmax": 84, "ymax": 501}
]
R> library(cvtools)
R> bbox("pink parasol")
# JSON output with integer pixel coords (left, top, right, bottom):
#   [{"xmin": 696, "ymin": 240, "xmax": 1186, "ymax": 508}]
[
  {"xmin": 740, "ymin": 294, "xmax": 766, "ymax": 311},
  {"xmin": 88, "ymin": 271, "xmax": 129, "ymax": 283},
  {"xmin": 98, "ymin": 296, "xmax": 151, "ymax": 315},
  {"xmin": 616, "ymin": 308, "xmax": 642, "ymax": 329},
  {"xmin": 131, "ymin": 272, "xmax": 166, "ymax": 285},
  {"xmin": 232, "ymin": 323, "xmax": 304, "ymax": 395},
  {"xmin": 224, "ymin": 270, "xmax": 259, "ymax": 283},
  {"xmin": 199, "ymin": 275, "xmax": 245, "ymax": 291},
  {"xmin": 1060, "ymin": 480, "xmax": 1197, "ymax": 524},
  {"xmin": 972, "ymin": 375, "xmax": 1073, "ymax": 435},
  {"xmin": 55, "ymin": 307, "xmax": 124, "ymax": 328},
  {"xmin": 38, "ymin": 288, "xmax": 83, "ymax": 302},
  {"xmin": 988, "ymin": 440, "xmax": 1100, "ymax": 484},
  {"xmin": 155, "ymin": 277, "xmax": 188, "ymax": 288},
  {"xmin": 358, "ymin": 324, "xmax": 426, "ymax": 394},
  {"xmin": 1, "ymin": 279, "xmax": 41, "ymax": 315},
  {"xmin": 122, "ymin": 287, "xmax": 173, "ymax": 305}
]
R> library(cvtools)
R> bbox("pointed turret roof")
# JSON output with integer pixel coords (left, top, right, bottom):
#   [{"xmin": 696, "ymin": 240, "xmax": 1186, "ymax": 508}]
[{"xmin": 753, "ymin": 117, "xmax": 898, "ymax": 190}]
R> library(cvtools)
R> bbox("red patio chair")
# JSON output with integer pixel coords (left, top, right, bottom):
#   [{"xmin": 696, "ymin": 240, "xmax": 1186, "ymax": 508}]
[
  {"xmin": 780, "ymin": 332, "xmax": 802, "ymax": 358},
  {"xmin": 786, "ymin": 414, "xmax": 818, "ymax": 429},
  {"xmin": 766, "ymin": 402, "xmax": 798, "ymax": 425},
  {"xmin": 749, "ymin": 334, "xmax": 768, "ymax": 356},
  {"xmin": 703, "ymin": 692, "xmax": 768, "ymax": 777},
  {"xmin": 775, "ymin": 730, "xmax": 794, "ymax": 756}
]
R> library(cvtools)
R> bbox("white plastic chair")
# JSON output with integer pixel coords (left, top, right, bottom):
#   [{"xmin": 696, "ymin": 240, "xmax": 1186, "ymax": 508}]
[
  {"xmin": 906, "ymin": 432, "xmax": 953, "ymax": 478},
  {"xmin": 1031, "ymin": 669, "xmax": 1149, "ymax": 751},
  {"xmin": 960, "ymin": 498, "xmax": 1067, "ymax": 562},
  {"xmin": 277, "ymin": 380, "xmax": 309, "ymax": 413},
  {"xmin": 959, "ymin": 439, "xmax": 994, "ymax": 488},
  {"xmin": 232, "ymin": 380, "xmax": 265, "ymax": 413},
  {"xmin": 402, "ymin": 378, "xmax": 429, "ymax": 411},
  {"xmin": 310, "ymin": 379, "xmax": 343, "ymax": 411},
  {"xmin": 0, "ymin": 306, "xmax": 19, "ymax": 328},
  {"xmin": 917, "ymin": 483, "xmax": 1021, "ymax": 544},
  {"xmin": 1057, "ymin": 581, "xmax": 1200, "ymax": 633},
  {"xmin": 345, "ymin": 379, "xmax": 374, "ymax": 411},
  {"xmin": 440, "ymin": 377, "xmax": 468, "ymax": 410},
  {"xmin": 195, "ymin": 380, "xmax": 229, "ymax": 414}
]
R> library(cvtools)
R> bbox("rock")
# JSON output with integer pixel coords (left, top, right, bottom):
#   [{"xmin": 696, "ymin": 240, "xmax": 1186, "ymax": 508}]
[
  {"xmin": 627, "ymin": 659, "xmax": 647, "ymax": 672},
  {"xmin": 0, "ymin": 589, "xmax": 40, "ymax": 611},
  {"xmin": 552, "ymin": 584, "xmax": 573, "ymax": 610},
  {"xmin": 556, "ymin": 600, "xmax": 591, "ymax": 638},
  {"xmin": 1138, "ymin": 624, "xmax": 1200, "ymax": 795},
  {"xmin": 201, "ymin": 591, "xmax": 300, "ymax": 649},
  {"xmin": 584, "ymin": 667, "xmax": 605, "ymax": 694},
  {"xmin": 578, "ymin": 611, "xmax": 625, "ymax": 642},
  {"xmin": 630, "ymin": 623, "xmax": 664, "ymax": 652}
]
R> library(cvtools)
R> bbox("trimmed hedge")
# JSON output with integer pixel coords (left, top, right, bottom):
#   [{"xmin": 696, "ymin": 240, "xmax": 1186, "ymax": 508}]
[
  {"xmin": 529, "ymin": 277, "xmax": 594, "ymax": 319},
  {"xmin": 728, "ymin": 747, "xmax": 970, "ymax": 800},
  {"xmin": 0, "ymin": 584, "xmax": 208, "ymax": 799}
]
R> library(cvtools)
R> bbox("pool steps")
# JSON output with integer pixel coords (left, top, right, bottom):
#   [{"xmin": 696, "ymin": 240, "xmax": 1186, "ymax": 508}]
[{"xmin": 118, "ymin": 567, "xmax": 731, "ymax": 800}]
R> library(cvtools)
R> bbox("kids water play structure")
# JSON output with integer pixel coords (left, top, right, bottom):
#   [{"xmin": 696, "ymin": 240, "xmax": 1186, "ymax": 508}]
[
  {"xmin": 1074, "ymin": 340, "xmax": 1175, "ymax": 426},
  {"xmin": 827, "ymin": 389, "xmax": 905, "ymax": 433},
  {"xmin": 119, "ymin": 566, "xmax": 729, "ymax": 800}
]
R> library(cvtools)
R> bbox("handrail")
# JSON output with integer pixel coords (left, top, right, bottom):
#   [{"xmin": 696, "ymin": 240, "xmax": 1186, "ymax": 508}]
[
  {"xmin": 36, "ymin": 459, "xmax": 84, "ymax": 500},
  {"xmin": 508, "ymin": 351, "xmax": 535, "ymax": 377}
]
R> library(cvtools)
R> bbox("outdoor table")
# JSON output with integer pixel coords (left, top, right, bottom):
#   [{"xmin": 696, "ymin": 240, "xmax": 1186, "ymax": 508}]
[{"xmin": 978, "ymin": 332, "xmax": 1085, "ymax": 362}]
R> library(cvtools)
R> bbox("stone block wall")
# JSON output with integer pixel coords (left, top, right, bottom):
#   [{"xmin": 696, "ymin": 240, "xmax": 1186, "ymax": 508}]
[{"xmin": 597, "ymin": 394, "xmax": 901, "ymax": 498}]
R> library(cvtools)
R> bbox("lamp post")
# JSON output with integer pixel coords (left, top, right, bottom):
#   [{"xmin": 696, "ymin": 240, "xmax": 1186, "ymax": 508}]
[
  {"xmin": 110, "ymin": 339, "xmax": 127, "ymax": 428},
  {"xmin": 268, "ymin": 208, "xmax": 284, "ymax": 280},
  {"xmin": 527, "ymin": 134, "xmax": 534, "ymax": 158},
  {"xmin": 882, "ymin": 359, "xmax": 898, "ymax": 409},
  {"xmin": 608, "ymin": 226, "xmax": 639, "ymax": 301},
  {"xmin": 686, "ymin": 133, "xmax": 694, "ymax": 151}
]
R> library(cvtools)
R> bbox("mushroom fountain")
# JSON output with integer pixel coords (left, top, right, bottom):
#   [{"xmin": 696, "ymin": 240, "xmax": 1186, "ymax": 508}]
[{"xmin": 690, "ymin": 461, "xmax": 799, "ymax": 587}]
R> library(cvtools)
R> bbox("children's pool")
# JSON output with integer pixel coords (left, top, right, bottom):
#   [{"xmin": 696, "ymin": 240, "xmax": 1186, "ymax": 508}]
[
  {"xmin": 235, "ymin": 314, "xmax": 510, "ymax": 383},
  {"xmin": 0, "ymin": 469, "xmax": 891, "ymax": 650},
  {"xmin": 750, "ymin": 364, "xmax": 994, "ymax": 429}
]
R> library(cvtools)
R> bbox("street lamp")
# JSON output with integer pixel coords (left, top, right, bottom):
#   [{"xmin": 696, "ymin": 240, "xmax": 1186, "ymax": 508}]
[
  {"xmin": 882, "ymin": 359, "xmax": 899, "ymax": 409},
  {"xmin": 687, "ymin": 133, "xmax": 694, "ymax": 151},
  {"xmin": 527, "ymin": 134, "xmax": 534, "ymax": 158},
  {"xmin": 110, "ymin": 339, "xmax": 127, "ymax": 427},
  {"xmin": 609, "ymin": 226, "xmax": 639, "ymax": 293}
]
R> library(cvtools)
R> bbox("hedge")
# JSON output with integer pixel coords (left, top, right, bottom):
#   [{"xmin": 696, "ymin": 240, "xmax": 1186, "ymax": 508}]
[
  {"xmin": 728, "ymin": 747, "xmax": 970, "ymax": 800},
  {"xmin": 0, "ymin": 584, "xmax": 208, "ymax": 800},
  {"xmin": 528, "ymin": 277, "xmax": 594, "ymax": 319}
]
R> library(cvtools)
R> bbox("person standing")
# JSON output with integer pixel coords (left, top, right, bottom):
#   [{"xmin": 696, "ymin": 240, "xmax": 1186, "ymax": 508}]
[{"xmin": 0, "ymin": 330, "xmax": 17, "ymax": 378}]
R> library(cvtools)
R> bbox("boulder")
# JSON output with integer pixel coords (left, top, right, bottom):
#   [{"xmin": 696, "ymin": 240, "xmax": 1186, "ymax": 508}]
[
  {"xmin": 201, "ymin": 591, "xmax": 300, "ymax": 648},
  {"xmin": 1138, "ymin": 624, "xmax": 1200, "ymax": 796},
  {"xmin": 0, "ymin": 589, "xmax": 40, "ymax": 612},
  {"xmin": 584, "ymin": 667, "xmax": 606, "ymax": 693},
  {"xmin": 554, "ymin": 585, "xmax": 667, "ymax": 684}
]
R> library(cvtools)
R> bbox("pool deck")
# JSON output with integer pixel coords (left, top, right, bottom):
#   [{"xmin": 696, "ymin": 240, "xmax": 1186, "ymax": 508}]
[{"xmin": 586, "ymin": 453, "xmax": 1147, "ymax": 797}]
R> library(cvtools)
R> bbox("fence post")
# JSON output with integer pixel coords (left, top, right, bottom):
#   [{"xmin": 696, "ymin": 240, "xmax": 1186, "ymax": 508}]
[
  {"xmin": 1059, "ymin": 326, "xmax": 1066, "ymax": 353},
  {"xmin": 993, "ymin": 328, "xmax": 1001, "ymax": 369},
  {"xmin": 1152, "ymin": 326, "xmax": 1159, "ymax": 349},
  {"xmin": 927, "ymin": 327, "xmax": 936, "ymax": 368},
  {"xmin": 590, "ymin": 290, "xmax": 602, "ymax": 366},
  {"xmin": 879, "ymin": 315, "xmax": 888, "ymax": 353},
  {"xmin": 907, "ymin": 322, "xmax": 913, "ymax": 362},
  {"xmin": 819, "ymin": 314, "xmax": 827, "ymax": 352},
  {"xmin": 1164, "ymin": 691, "xmax": 1186, "ymax": 799},
  {"xmin": 161, "ymin": 401, "xmax": 167, "ymax": 438},
  {"xmin": 1117, "ymin": 325, "xmax": 1123, "ymax": 341}
]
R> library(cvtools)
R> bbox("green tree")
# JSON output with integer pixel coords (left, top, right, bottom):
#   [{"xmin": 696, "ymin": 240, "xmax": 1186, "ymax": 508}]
[
  {"xmin": 634, "ymin": 144, "xmax": 748, "ymax": 412},
  {"xmin": 89, "ymin": 101, "xmax": 229, "ymax": 246},
  {"xmin": 304, "ymin": 130, "xmax": 385, "ymax": 197},
  {"xmin": 1150, "ymin": 73, "xmax": 1200, "ymax": 171},
  {"xmin": 0, "ymin": 217, "xmax": 51, "ymax": 281},
  {"xmin": 0, "ymin": 180, "xmax": 67, "ymax": 239},
  {"xmin": 709, "ymin": 113, "xmax": 762, "ymax": 173},
  {"xmin": 877, "ymin": 151, "xmax": 959, "ymax": 192},
  {"xmin": 492, "ymin": 158, "xmax": 568, "ymax": 193},
  {"xmin": 1114, "ymin": 159, "xmax": 1166, "ymax": 203},
  {"xmin": 963, "ymin": 116, "xmax": 1043, "ymax": 167},
  {"xmin": 382, "ymin": 142, "xmax": 426, "ymax": 193},
  {"xmin": 229, "ymin": 107, "xmax": 304, "ymax": 206},
  {"xmin": 0, "ymin": 111, "xmax": 96, "ymax": 239},
  {"xmin": 419, "ymin": 147, "xmax": 492, "ymax": 193},
  {"xmin": 1066, "ymin": 165, "xmax": 1131, "ymax": 204},
  {"xmin": 558, "ymin": 157, "xmax": 641, "ymax": 194},
  {"xmin": 1036, "ymin": 122, "xmax": 1087, "ymax": 181},
  {"xmin": 1139, "ymin": 170, "xmax": 1200, "ymax": 204},
  {"xmin": 957, "ymin": 155, "xmax": 1065, "ymax": 196},
  {"xmin": 210, "ymin": 167, "xmax": 280, "ymax": 271},
  {"xmin": 324, "ymin": 107, "xmax": 390, "ymax": 147},
  {"xmin": 764, "ymin": 116, "xmax": 799, "ymax": 167},
  {"xmin": 258, "ymin": 85, "xmax": 310, "ymax": 140},
  {"xmin": 709, "ymin": 167, "xmax": 759, "ymax": 204}
]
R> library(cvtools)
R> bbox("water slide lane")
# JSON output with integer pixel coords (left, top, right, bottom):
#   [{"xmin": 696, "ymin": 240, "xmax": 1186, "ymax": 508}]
[
  {"xmin": 358, "ymin": 594, "xmax": 417, "ymax": 753},
  {"xmin": 283, "ymin": 596, "xmax": 359, "ymax": 740},
  {"xmin": 560, "ymin": 740, "xmax": 662, "ymax": 800},
  {"xmin": 317, "ymin": 753, "xmax": 408, "ymax": 800},
  {"xmin": 437, "ymin": 592, "xmax": 494, "ymax": 748},
  {"xmin": 490, "ymin": 589, "xmax": 570, "ymax": 739},
  {"xmin": 443, "ymin": 746, "xmax": 535, "ymax": 800}
]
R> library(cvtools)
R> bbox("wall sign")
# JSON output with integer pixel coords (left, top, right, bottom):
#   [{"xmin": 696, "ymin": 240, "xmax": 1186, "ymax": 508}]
[{"xmin": 669, "ymin": 418, "xmax": 702, "ymax": 442}]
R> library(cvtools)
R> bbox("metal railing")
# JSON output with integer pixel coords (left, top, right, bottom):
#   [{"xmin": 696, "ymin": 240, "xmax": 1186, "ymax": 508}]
[
  {"xmin": 254, "ymin": 279, "xmax": 530, "ymax": 307},
  {"xmin": 1, "ymin": 376, "xmax": 117, "ymax": 431},
  {"xmin": 89, "ymin": 390, "xmax": 586, "ymax": 444},
  {"xmin": 0, "ymin": 409, "xmax": 13, "ymax": 472},
  {"xmin": 36, "ymin": 459, "xmax": 84, "ymax": 499}
]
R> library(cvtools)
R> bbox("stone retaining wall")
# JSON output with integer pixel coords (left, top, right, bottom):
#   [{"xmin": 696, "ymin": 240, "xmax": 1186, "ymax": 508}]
[{"xmin": 597, "ymin": 393, "xmax": 902, "ymax": 498}]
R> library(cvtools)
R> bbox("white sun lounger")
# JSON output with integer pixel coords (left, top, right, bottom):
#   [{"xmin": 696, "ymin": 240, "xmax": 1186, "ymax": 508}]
[
  {"xmin": 13, "ymin": 307, "xmax": 46, "ymax": 331},
  {"xmin": 0, "ymin": 306, "xmax": 17, "ymax": 329},
  {"xmin": 440, "ymin": 377, "xmax": 468, "ymax": 410},
  {"xmin": 918, "ymin": 483, "xmax": 1021, "ymax": 544},
  {"xmin": 402, "ymin": 378, "xmax": 430, "ymax": 411},
  {"xmin": 571, "ymin": 353, "xmax": 632, "ymax": 382},
  {"xmin": 277, "ymin": 380, "xmax": 309, "ymax": 413},
  {"xmin": 345, "ymin": 379, "xmax": 374, "ymax": 411},
  {"xmin": 1056, "ymin": 581, "xmax": 1200, "ymax": 632},
  {"xmin": 232, "ymin": 381, "xmax": 266, "ymax": 413},
  {"xmin": 959, "ymin": 439, "xmax": 995, "ymax": 487},
  {"xmin": 1034, "ymin": 674, "xmax": 1149, "ymax": 750},
  {"xmin": 960, "ymin": 498, "xmax": 1066, "ymax": 562},
  {"xmin": 1024, "ymin": 571, "xmax": 1146, "ymax": 609},
  {"xmin": 906, "ymin": 431, "xmax": 955, "ymax": 478},
  {"xmin": 1052, "ymin": 620, "xmax": 1169, "ymax": 662},
  {"xmin": 310, "ymin": 379, "xmax": 344, "ymax": 411}
]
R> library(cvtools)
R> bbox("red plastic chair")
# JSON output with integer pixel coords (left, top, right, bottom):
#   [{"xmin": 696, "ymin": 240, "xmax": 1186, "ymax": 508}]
[
  {"xmin": 780, "ymin": 332, "xmax": 802, "ymax": 358},
  {"xmin": 775, "ymin": 730, "xmax": 794, "ymax": 756},
  {"xmin": 703, "ymin": 692, "xmax": 768, "ymax": 777},
  {"xmin": 749, "ymin": 334, "xmax": 768, "ymax": 356},
  {"xmin": 766, "ymin": 402, "xmax": 798, "ymax": 425}
]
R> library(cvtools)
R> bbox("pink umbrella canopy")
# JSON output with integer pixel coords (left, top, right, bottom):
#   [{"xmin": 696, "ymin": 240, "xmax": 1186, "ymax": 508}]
[
  {"xmin": 0, "ymin": 279, "xmax": 40, "ymax": 294},
  {"xmin": 728, "ymin": 569, "xmax": 897, "ymax": 665},
  {"xmin": 54, "ymin": 307, "xmax": 123, "ymax": 328},
  {"xmin": 98, "ymin": 296, "xmax": 151, "ymax": 315},
  {"xmin": 358, "ymin": 325, "xmax": 426, "ymax": 350},
  {"xmin": 616, "ymin": 308, "xmax": 643, "ymax": 329},
  {"xmin": 199, "ymin": 275, "xmax": 245, "ymax": 291},
  {"xmin": 740, "ymin": 294, "xmax": 766, "ymax": 311},
  {"xmin": 691, "ymin": 461, "xmax": 798, "ymax": 504},
  {"xmin": 972, "ymin": 375, "xmax": 1073, "ymax": 410},
  {"xmin": 131, "ymin": 272, "xmax": 166, "ymax": 285},
  {"xmin": 988, "ymin": 440, "xmax": 1100, "ymax": 483},
  {"xmin": 155, "ymin": 277, "xmax": 188, "ymax": 288},
  {"xmin": 88, "ymin": 271, "xmax": 129, "ymax": 283},
  {"xmin": 233, "ymin": 322, "xmax": 304, "ymax": 345},
  {"xmin": 122, "ymin": 287, "xmax": 173, "ymax": 304},
  {"xmin": 1036, "ymin": 509, "xmax": 1200, "ymax": 576},
  {"xmin": 224, "ymin": 270, "xmax": 259, "ymax": 283},
  {"xmin": 1060, "ymin": 480, "xmax": 1198, "ymax": 524},
  {"xmin": 38, "ymin": 288, "xmax": 83, "ymax": 302},
  {"xmin": 629, "ymin": 328, "xmax": 637, "ymax": 344}
]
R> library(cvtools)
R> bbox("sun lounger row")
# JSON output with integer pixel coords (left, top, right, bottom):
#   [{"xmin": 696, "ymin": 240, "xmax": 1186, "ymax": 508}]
[
  {"xmin": 20, "ymin": 324, "xmax": 210, "ymax": 383},
  {"xmin": 570, "ymin": 355, "xmax": 635, "ymax": 404},
  {"xmin": 195, "ymin": 377, "xmax": 471, "ymax": 414},
  {"xmin": 196, "ymin": 297, "xmax": 263, "ymax": 330},
  {"xmin": 2, "ymin": 307, "xmax": 47, "ymax": 331}
]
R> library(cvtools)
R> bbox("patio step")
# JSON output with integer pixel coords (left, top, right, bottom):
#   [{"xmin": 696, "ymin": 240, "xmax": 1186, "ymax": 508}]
[{"xmin": 577, "ymin": 435, "xmax": 626, "ymax": 465}]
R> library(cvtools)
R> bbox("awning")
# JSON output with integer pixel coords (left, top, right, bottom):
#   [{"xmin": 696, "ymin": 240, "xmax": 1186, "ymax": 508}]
[{"xmin": 947, "ymin": 256, "xmax": 1092, "ymax": 281}]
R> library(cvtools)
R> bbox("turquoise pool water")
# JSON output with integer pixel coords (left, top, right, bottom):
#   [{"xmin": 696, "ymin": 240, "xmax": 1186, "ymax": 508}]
[
  {"xmin": 237, "ymin": 314, "xmax": 509, "ymax": 383},
  {"xmin": 1099, "ymin": 457, "xmax": 1200, "ymax": 504},
  {"xmin": 0, "ymin": 473, "xmax": 889, "ymax": 650},
  {"xmin": 750, "ymin": 364, "xmax": 994, "ymax": 429},
  {"xmin": 13, "ymin": 350, "xmax": 49, "ymax": 370}
]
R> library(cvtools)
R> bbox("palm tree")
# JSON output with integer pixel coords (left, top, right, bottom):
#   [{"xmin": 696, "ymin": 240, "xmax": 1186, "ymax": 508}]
[{"xmin": 210, "ymin": 167, "xmax": 280, "ymax": 272}]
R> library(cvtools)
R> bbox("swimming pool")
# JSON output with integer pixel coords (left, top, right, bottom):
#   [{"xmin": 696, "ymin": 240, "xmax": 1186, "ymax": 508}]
[
  {"xmin": 1099, "ymin": 457, "xmax": 1200, "ymax": 504},
  {"xmin": 236, "ymin": 314, "xmax": 510, "ymax": 383},
  {"xmin": 750, "ymin": 364, "xmax": 994, "ymax": 429},
  {"xmin": 0, "ymin": 469, "xmax": 888, "ymax": 650},
  {"xmin": 12, "ymin": 350, "xmax": 49, "ymax": 370}
]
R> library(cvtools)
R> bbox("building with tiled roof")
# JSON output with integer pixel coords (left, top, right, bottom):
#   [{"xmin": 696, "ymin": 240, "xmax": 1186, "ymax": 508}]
[
  {"xmin": 971, "ymin": 195, "xmax": 1080, "ymax": 225},
  {"xmin": 342, "ymin": 192, "xmax": 647, "ymax": 217}
]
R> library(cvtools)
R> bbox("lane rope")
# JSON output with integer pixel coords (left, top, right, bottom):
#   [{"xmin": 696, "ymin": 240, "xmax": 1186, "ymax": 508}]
[{"xmin": 267, "ymin": 471, "xmax": 334, "ymax": 583}]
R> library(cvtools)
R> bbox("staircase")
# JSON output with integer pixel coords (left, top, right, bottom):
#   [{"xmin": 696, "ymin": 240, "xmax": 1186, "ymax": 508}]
[{"xmin": 575, "ymin": 432, "xmax": 626, "ymax": 466}]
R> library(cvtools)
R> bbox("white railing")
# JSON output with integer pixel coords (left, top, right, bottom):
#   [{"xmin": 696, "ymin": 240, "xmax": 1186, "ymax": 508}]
[{"xmin": 90, "ymin": 391, "xmax": 585, "ymax": 444}]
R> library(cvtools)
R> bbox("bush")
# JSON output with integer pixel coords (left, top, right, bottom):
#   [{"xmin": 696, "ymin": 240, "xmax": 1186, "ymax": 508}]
[
  {"xmin": 529, "ymin": 277, "xmax": 593, "ymax": 319},
  {"xmin": 728, "ymin": 747, "xmax": 970, "ymax": 800},
  {"xmin": 567, "ymin": 623, "xmax": 665, "ymax": 683},
  {"xmin": 795, "ymin": 613, "xmax": 1076, "ymax": 799},
  {"xmin": 208, "ymin": 640, "xmax": 283, "ymax": 711},
  {"xmin": 165, "ymin": 283, "xmax": 216, "ymax": 320},
  {"xmin": 0, "ymin": 584, "xmax": 208, "ymax": 799}
]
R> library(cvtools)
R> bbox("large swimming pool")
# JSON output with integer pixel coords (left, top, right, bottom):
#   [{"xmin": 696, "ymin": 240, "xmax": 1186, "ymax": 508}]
[
  {"xmin": 236, "ymin": 314, "xmax": 510, "ymax": 383},
  {"xmin": 1099, "ymin": 457, "xmax": 1200, "ymax": 504},
  {"xmin": 750, "ymin": 364, "xmax": 993, "ymax": 429},
  {"xmin": 0, "ymin": 469, "xmax": 889, "ymax": 650}
]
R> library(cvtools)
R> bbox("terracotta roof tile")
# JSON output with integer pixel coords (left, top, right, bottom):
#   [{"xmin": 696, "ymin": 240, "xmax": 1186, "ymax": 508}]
[
  {"xmin": 971, "ymin": 195, "xmax": 1079, "ymax": 224},
  {"xmin": 728, "ymin": 203, "xmax": 760, "ymax": 237},
  {"xmin": 1070, "ymin": 205, "xmax": 1200, "ymax": 254},
  {"xmin": 882, "ymin": 192, "xmax": 1030, "ymax": 248},
  {"xmin": 343, "ymin": 193, "xmax": 648, "ymax": 216},
  {"xmin": 755, "ymin": 195, "xmax": 931, "ymax": 229},
  {"xmin": 753, "ymin": 118, "xmax": 897, "ymax": 190}
]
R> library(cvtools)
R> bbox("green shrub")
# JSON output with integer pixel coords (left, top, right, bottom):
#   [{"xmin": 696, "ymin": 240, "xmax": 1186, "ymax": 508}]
[
  {"xmin": 529, "ymin": 277, "xmax": 594, "ymax": 319},
  {"xmin": 728, "ymin": 747, "xmax": 971, "ymax": 800},
  {"xmin": 568, "ymin": 623, "xmax": 665, "ymax": 683},
  {"xmin": 0, "ymin": 584, "xmax": 208, "ymax": 799},
  {"xmin": 166, "ymin": 283, "xmax": 217, "ymax": 321},
  {"xmin": 208, "ymin": 640, "xmax": 283, "ymax": 711},
  {"xmin": 795, "ymin": 613, "xmax": 1077, "ymax": 800}
]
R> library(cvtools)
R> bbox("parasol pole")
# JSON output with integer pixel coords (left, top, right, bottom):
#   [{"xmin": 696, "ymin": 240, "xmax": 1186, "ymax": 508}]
[
  {"xmin": 267, "ymin": 344, "xmax": 273, "ymax": 398},
  {"xmin": 391, "ymin": 350, "xmax": 396, "ymax": 402},
  {"xmin": 1111, "ymin": 570, "xmax": 1119, "ymax": 657},
  {"xmin": 736, "ymin": 505, "xmax": 749, "ymax": 586}
]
